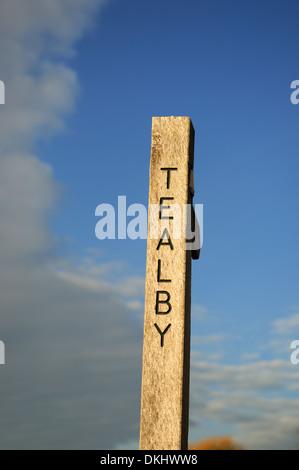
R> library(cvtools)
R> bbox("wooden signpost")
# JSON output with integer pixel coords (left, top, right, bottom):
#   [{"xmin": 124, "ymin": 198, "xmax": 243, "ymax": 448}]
[{"xmin": 139, "ymin": 116, "xmax": 199, "ymax": 450}]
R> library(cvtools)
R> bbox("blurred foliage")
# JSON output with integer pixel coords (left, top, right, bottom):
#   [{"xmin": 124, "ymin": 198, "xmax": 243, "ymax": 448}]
[{"xmin": 189, "ymin": 435, "xmax": 244, "ymax": 450}]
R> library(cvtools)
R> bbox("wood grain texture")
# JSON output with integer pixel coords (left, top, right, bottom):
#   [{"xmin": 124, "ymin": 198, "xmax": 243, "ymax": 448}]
[{"xmin": 139, "ymin": 116, "xmax": 195, "ymax": 450}]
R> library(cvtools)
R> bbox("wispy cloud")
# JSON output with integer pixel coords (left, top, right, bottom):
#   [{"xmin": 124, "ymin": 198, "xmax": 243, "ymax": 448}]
[
  {"xmin": 189, "ymin": 311, "xmax": 299, "ymax": 449},
  {"xmin": 273, "ymin": 312, "xmax": 299, "ymax": 336}
]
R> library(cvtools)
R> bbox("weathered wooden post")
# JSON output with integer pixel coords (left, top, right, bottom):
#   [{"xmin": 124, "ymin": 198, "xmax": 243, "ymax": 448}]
[{"xmin": 139, "ymin": 116, "xmax": 199, "ymax": 450}]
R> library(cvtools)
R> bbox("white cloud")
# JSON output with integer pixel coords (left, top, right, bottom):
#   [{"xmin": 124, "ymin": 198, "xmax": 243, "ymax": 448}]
[
  {"xmin": 273, "ymin": 313, "xmax": 299, "ymax": 336},
  {"xmin": 0, "ymin": 152, "xmax": 144, "ymax": 448},
  {"xmin": 0, "ymin": 65, "xmax": 78, "ymax": 153},
  {"xmin": 189, "ymin": 324, "xmax": 299, "ymax": 450},
  {"xmin": 0, "ymin": 153, "xmax": 56, "ymax": 264},
  {"xmin": 190, "ymin": 358, "xmax": 299, "ymax": 449},
  {"xmin": 0, "ymin": 0, "xmax": 107, "ymax": 154},
  {"xmin": 0, "ymin": 0, "xmax": 145, "ymax": 450},
  {"xmin": 192, "ymin": 334, "xmax": 223, "ymax": 346},
  {"xmin": 0, "ymin": 155, "xmax": 144, "ymax": 448},
  {"xmin": 241, "ymin": 352, "xmax": 260, "ymax": 361},
  {"xmin": 126, "ymin": 300, "xmax": 143, "ymax": 312},
  {"xmin": 191, "ymin": 304, "xmax": 207, "ymax": 320}
]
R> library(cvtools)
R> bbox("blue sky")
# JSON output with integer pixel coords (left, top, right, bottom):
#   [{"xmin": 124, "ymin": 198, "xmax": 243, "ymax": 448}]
[{"xmin": 0, "ymin": 0, "xmax": 299, "ymax": 450}]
